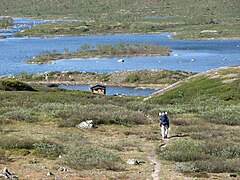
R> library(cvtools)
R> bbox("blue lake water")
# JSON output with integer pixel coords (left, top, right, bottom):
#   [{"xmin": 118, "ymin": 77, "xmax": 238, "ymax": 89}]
[
  {"xmin": 0, "ymin": 17, "xmax": 80, "ymax": 37},
  {"xmin": 59, "ymin": 84, "xmax": 156, "ymax": 96},
  {"xmin": 0, "ymin": 18, "xmax": 240, "ymax": 76}
]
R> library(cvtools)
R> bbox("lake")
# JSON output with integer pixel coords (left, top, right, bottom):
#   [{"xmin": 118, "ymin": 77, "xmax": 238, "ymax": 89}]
[
  {"xmin": 59, "ymin": 84, "xmax": 157, "ymax": 96},
  {"xmin": 0, "ymin": 18, "xmax": 239, "ymax": 76}
]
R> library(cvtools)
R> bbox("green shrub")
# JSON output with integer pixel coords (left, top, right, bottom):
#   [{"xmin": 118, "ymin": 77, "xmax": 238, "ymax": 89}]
[
  {"xmin": 66, "ymin": 146, "xmax": 123, "ymax": 170},
  {"xmin": 202, "ymin": 142, "xmax": 240, "ymax": 159},
  {"xmin": 157, "ymin": 139, "xmax": 207, "ymax": 162},
  {"xmin": 56, "ymin": 104, "xmax": 147, "ymax": 127},
  {"xmin": 3, "ymin": 108, "xmax": 39, "ymax": 122},
  {"xmin": 0, "ymin": 136, "xmax": 36, "ymax": 150},
  {"xmin": 33, "ymin": 141, "xmax": 63, "ymax": 159},
  {"xmin": 126, "ymin": 101, "xmax": 156, "ymax": 112},
  {"xmin": 193, "ymin": 158, "xmax": 240, "ymax": 173},
  {"xmin": 198, "ymin": 104, "xmax": 240, "ymax": 125},
  {"xmin": 124, "ymin": 74, "xmax": 140, "ymax": 83},
  {"xmin": 0, "ymin": 79, "xmax": 36, "ymax": 91},
  {"xmin": 176, "ymin": 158, "xmax": 240, "ymax": 173}
]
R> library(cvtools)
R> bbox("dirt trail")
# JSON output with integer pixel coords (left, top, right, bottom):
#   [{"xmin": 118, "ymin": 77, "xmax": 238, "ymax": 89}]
[
  {"xmin": 147, "ymin": 138, "xmax": 172, "ymax": 180},
  {"xmin": 147, "ymin": 155, "xmax": 160, "ymax": 180}
]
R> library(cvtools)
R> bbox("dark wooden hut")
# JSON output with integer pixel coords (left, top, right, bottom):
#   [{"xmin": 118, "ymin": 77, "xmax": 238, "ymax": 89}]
[{"xmin": 89, "ymin": 84, "xmax": 106, "ymax": 95}]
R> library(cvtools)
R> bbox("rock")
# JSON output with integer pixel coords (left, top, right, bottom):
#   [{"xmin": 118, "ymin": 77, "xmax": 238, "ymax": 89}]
[
  {"xmin": 127, "ymin": 159, "xmax": 140, "ymax": 165},
  {"xmin": 30, "ymin": 158, "xmax": 37, "ymax": 164},
  {"xmin": 229, "ymin": 174, "xmax": 237, "ymax": 178},
  {"xmin": 47, "ymin": 171, "xmax": 53, "ymax": 176},
  {"xmin": 76, "ymin": 120, "xmax": 94, "ymax": 129},
  {"xmin": 0, "ymin": 167, "xmax": 18, "ymax": 179},
  {"xmin": 58, "ymin": 167, "xmax": 68, "ymax": 172},
  {"xmin": 117, "ymin": 59, "xmax": 124, "ymax": 62}
]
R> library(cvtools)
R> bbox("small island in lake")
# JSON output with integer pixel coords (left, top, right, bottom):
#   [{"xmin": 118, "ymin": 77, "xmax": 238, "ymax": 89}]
[{"xmin": 26, "ymin": 43, "xmax": 171, "ymax": 64}]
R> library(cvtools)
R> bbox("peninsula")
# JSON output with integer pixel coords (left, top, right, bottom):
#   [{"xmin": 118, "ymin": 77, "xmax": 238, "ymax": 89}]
[{"xmin": 26, "ymin": 43, "xmax": 171, "ymax": 64}]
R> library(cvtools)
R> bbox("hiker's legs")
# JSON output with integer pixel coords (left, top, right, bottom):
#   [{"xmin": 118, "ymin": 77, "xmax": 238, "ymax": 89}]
[
  {"xmin": 165, "ymin": 127, "xmax": 169, "ymax": 138},
  {"xmin": 161, "ymin": 125, "xmax": 165, "ymax": 139}
]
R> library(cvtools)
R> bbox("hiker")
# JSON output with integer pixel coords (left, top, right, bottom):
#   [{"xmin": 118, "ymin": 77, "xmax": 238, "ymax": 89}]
[{"xmin": 159, "ymin": 112, "xmax": 170, "ymax": 139}]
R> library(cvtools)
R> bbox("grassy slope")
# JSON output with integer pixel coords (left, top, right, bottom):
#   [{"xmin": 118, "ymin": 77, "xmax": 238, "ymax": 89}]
[
  {"xmin": 147, "ymin": 66, "xmax": 240, "ymax": 174},
  {"xmin": 0, "ymin": 67, "xmax": 239, "ymax": 179},
  {"xmin": 0, "ymin": 0, "xmax": 239, "ymax": 38}
]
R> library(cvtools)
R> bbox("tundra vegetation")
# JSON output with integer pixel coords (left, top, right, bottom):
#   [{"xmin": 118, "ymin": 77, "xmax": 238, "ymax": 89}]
[
  {"xmin": 7, "ymin": 69, "xmax": 195, "ymax": 88},
  {"xmin": 0, "ymin": 0, "xmax": 237, "ymax": 39},
  {"xmin": 25, "ymin": 43, "xmax": 171, "ymax": 64},
  {"xmin": 0, "ymin": 66, "xmax": 239, "ymax": 179},
  {"xmin": 0, "ymin": 17, "xmax": 13, "ymax": 29}
]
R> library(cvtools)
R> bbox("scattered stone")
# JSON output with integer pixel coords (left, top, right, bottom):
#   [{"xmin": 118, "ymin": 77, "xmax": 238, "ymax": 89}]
[
  {"xmin": 58, "ymin": 167, "xmax": 68, "ymax": 172},
  {"xmin": 47, "ymin": 171, "xmax": 53, "ymax": 176},
  {"xmin": 229, "ymin": 174, "xmax": 237, "ymax": 178},
  {"xmin": 76, "ymin": 120, "xmax": 94, "ymax": 129},
  {"xmin": 200, "ymin": 30, "xmax": 218, "ymax": 33},
  {"xmin": 117, "ymin": 59, "xmax": 124, "ymax": 62},
  {"xmin": 30, "ymin": 158, "xmax": 37, "ymax": 164},
  {"xmin": 127, "ymin": 159, "xmax": 140, "ymax": 165},
  {"xmin": 0, "ymin": 167, "xmax": 18, "ymax": 179}
]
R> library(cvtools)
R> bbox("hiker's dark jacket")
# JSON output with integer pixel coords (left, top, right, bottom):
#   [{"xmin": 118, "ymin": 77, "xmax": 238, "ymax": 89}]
[{"xmin": 160, "ymin": 115, "xmax": 169, "ymax": 127}]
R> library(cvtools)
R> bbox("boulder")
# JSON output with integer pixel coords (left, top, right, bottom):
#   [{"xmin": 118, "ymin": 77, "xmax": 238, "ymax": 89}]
[
  {"xmin": 127, "ymin": 159, "xmax": 140, "ymax": 165},
  {"xmin": 0, "ymin": 167, "xmax": 18, "ymax": 179},
  {"xmin": 47, "ymin": 172, "xmax": 53, "ymax": 176},
  {"xmin": 76, "ymin": 120, "xmax": 94, "ymax": 129},
  {"xmin": 117, "ymin": 59, "xmax": 124, "ymax": 62},
  {"xmin": 229, "ymin": 174, "xmax": 237, "ymax": 178},
  {"xmin": 58, "ymin": 167, "xmax": 68, "ymax": 172}
]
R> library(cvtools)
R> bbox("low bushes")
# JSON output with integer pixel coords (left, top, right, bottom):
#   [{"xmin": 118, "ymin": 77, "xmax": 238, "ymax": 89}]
[
  {"xmin": 0, "ymin": 79, "xmax": 36, "ymax": 91},
  {"xmin": 33, "ymin": 141, "xmax": 63, "ymax": 159},
  {"xmin": 0, "ymin": 136, "xmax": 36, "ymax": 150},
  {"xmin": 66, "ymin": 146, "xmax": 123, "ymax": 171},
  {"xmin": 198, "ymin": 104, "xmax": 240, "ymax": 125},
  {"xmin": 176, "ymin": 158, "xmax": 240, "ymax": 173},
  {"xmin": 32, "ymin": 103, "xmax": 147, "ymax": 127},
  {"xmin": 3, "ymin": 108, "xmax": 39, "ymax": 123},
  {"xmin": 157, "ymin": 139, "xmax": 240, "ymax": 173},
  {"xmin": 158, "ymin": 139, "xmax": 207, "ymax": 162},
  {"xmin": 0, "ymin": 135, "xmax": 63, "ymax": 159}
]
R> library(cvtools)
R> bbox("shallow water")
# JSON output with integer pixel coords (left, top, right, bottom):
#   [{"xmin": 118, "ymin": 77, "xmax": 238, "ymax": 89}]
[
  {"xmin": 59, "ymin": 84, "xmax": 156, "ymax": 96},
  {"xmin": 0, "ymin": 18, "xmax": 239, "ymax": 76}
]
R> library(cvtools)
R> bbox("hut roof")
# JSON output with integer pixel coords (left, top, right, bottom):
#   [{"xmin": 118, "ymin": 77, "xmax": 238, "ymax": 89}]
[{"xmin": 89, "ymin": 84, "xmax": 106, "ymax": 90}]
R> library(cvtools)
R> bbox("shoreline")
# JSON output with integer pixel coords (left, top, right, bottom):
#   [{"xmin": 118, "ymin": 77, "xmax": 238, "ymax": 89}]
[
  {"xmin": 29, "ymin": 80, "xmax": 164, "ymax": 90},
  {"xmin": 16, "ymin": 31, "xmax": 240, "ymax": 41},
  {"xmin": 26, "ymin": 53, "xmax": 171, "ymax": 64}
]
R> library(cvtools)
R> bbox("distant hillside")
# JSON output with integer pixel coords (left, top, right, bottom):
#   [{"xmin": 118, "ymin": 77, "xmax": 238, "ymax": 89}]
[
  {"xmin": 2, "ymin": 0, "xmax": 239, "ymax": 38},
  {"xmin": 0, "ymin": 0, "xmax": 239, "ymax": 20}
]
